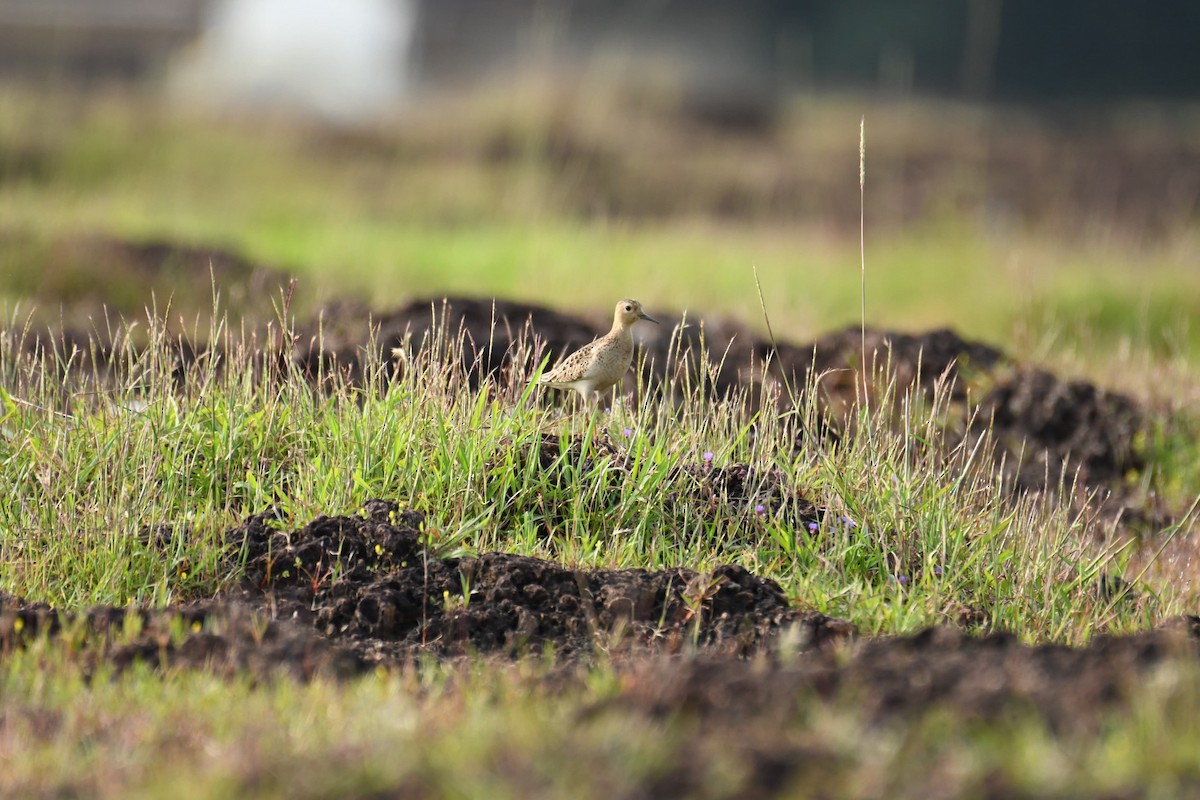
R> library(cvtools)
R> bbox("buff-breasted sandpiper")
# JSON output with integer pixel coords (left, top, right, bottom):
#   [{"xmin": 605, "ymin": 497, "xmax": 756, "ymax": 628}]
[{"xmin": 539, "ymin": 298, "xmax": 657, "ymax": 403}]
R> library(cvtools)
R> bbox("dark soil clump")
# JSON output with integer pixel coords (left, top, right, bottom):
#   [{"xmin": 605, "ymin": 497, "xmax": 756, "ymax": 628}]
[
  {"xmin": 976, "ymin": 366, "xmax": 1144, "ymax": 490},
  {"xmin": 224, "ymin": 500, "xmax": 815, "ymax": 662}
]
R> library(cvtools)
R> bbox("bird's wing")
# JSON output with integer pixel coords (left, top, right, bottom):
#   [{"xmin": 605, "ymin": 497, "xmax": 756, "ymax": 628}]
[{"xmin": 540, "ymin": 339, "xmax": 601, "ymax": 383}]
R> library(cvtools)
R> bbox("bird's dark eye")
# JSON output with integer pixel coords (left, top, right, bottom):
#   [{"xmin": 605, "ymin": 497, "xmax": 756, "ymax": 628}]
[{"xmin": 624, "ymin": 305, "xmax": 632, "ymax": 311}]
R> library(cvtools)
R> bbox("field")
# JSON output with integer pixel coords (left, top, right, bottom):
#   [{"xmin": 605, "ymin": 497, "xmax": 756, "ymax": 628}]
[{"xmin": 2, "ymin": 79, "xmax": 1200, "ymax": 797}]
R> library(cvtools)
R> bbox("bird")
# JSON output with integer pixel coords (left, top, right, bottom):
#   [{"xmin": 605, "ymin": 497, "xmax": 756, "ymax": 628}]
[{"xmin": 539, "ymin": 298, "xmax": 658, "ymax": 404}]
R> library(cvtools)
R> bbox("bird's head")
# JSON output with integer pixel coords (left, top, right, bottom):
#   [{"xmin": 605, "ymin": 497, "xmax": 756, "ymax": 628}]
[{"xmin": 614, "ymin": 298, "xmax": 657, "ymax": 328}]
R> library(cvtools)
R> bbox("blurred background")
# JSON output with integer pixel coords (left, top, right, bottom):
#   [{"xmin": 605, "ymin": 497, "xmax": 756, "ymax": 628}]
[{"xmin": 0, "ymin": 0, "xmax": 1197, "ymax": 372}]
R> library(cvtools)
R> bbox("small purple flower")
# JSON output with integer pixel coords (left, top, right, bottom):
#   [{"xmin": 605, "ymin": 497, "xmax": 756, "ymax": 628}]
[
  {"xmin": 703, "ymin": 451, "xmax": 714, "ymax": 463},
  {"xmin": 841, "ymin": 515, "xmax": 857, "ymax": 529},
  {"xmin": 897, "ymin": 575, "xmax": 908, "ymax": 585},
  {"xmin": 622, "ymin": 428, "xmax": 633, "ymax": 438},
  {"xmin": 754, "ymin": 504, "xmax": 766, "ymax": 516},
  {"xmin": 934, "ymin": 566, "xmax": 943, "ymax": 577},
  {"xmin": 807, "ymin": 522, "xmax": 818, "ymax": 533}
]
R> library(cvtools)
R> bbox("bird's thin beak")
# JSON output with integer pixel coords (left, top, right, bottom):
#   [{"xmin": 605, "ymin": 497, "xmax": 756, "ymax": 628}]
[{"xmin": 640, "ymin": 312, "xmax": 658, "ymax": 324}]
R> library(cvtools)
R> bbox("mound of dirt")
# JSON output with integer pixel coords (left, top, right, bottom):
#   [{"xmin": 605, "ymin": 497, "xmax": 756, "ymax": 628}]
[
  {"xmin": 976, "ymin": 366, "xmax": 1144, "ymax": 489},
  {"xmin": 224, "ymin": 500, "xmax": 824, "ymax": 662}
]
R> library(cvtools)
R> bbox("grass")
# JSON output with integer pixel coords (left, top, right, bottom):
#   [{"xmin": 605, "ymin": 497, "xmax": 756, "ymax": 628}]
[
  {"xmin": 0, "ymin": 314, "xmax": 1170, "ymax": 637},
  {"xmin": 1, "ymin": 81, "xmax": 1199, "ymax": 796}
]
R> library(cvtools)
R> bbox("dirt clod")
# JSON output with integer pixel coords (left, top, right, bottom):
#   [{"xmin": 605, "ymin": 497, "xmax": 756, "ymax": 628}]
[
  {"xmin": 223, "ymin": 503, "xmax": 811, "ymax": 661},
  {"xmin": 977, "ymin": 367, "xmax": 1143, "ymax": 490}
]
